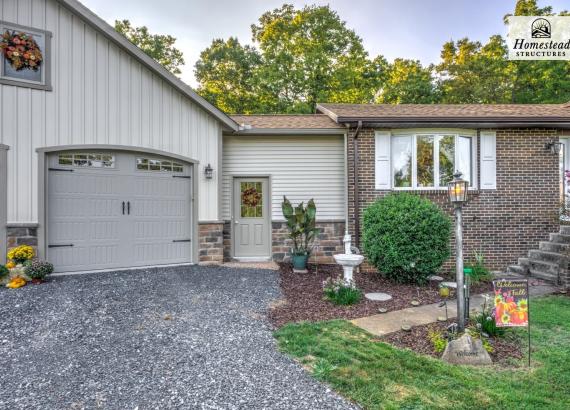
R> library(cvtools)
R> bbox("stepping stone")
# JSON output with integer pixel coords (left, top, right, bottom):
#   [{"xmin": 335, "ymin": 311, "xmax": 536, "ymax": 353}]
[
  {"xmin": 441, "ymin": 281, "xmax": 457, "ymax": 289},
  {"xmin": 378, "ymin": 307, "xmax": 388, "ymax": 314},
  {"xmin": 365, "ymin": 292, "xmax": 392, "ymax": 302}
]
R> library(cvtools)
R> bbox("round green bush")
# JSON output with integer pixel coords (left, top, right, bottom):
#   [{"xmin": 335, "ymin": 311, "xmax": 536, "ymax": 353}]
[
  {"xmin": 362, "ymin": 193, "xmax": 452, "ymax": 284},
  {"xmin": 0, "ymin": 265, "xmax": 8, "ymax": 279}
]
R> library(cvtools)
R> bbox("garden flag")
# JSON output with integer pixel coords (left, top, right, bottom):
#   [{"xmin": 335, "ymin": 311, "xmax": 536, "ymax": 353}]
[{"xmin": 492, "ymin": 280, "xmax": 529, "ymax": 327}]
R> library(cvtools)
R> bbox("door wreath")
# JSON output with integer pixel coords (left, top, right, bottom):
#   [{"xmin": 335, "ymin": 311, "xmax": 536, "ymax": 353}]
[
  {"xmin": 242, "ymin": 186, "xmax": 262, "ymax": 207},
  {"xmin": 0, "ymin": 30, "xmax": 43, "ymax": 71}
]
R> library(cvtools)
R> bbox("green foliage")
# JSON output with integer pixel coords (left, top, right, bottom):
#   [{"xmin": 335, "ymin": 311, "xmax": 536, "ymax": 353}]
[
  {"xmin": 114, "ymin": 20, "xmax": 185, "ymax": 75},
  {"xmin": 196, "ymin": 4, "xmax": 386, "ymax": 113},
  {"xmin": 195, "ymin": 0, "xmax": 569, "ymax": 113},
  {"xmin": 0, "ymin": 264, "xmax": 8, "ymax": 278},
  {"xmin": 281, "ymin": 196, "xmax": 318, "ymax": 256},
  {"xmin": 362, "ymin": 193, "xmax": 451, "ymax": 284},
  {"xmin": 322, "ymin": 277, "xmax": 362, "ymax": 305},
  {"xmin": 24, "ymin": 259, "xmax": 54, "ymax": 280},
  {"xmin": 312, "ymin": 358, "xmax": 337, "ymax": 379},
  {"xmin": 275, "ymin": 297, "xmax": 570, "ymax": 409},
  {"xmin": 376, "ymin": 58, "xmax": 439, "ymax": 104},
  {"xmin": 428, "ymin": 329, "xmax": 447, "ymax": 353},
  {"xmin": 194, "ymin": 38, "xmax": 262, "ymax": 114},
  {"xmin": 472, "ymin": 296, "xmax": 506, "ymax": 338},
  {"xmin": 466, "ymin": 251, "xmax": 493, "ymax": 283}
]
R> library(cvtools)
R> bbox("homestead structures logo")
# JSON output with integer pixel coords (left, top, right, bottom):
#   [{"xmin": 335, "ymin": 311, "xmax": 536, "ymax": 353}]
[
  {"xmin": 507, "ymin": 16, "xmax": 570, "ymax": 60},
  {"xmin": 531, "ymin": 18, "xmax": 551, "ymax": 38}
]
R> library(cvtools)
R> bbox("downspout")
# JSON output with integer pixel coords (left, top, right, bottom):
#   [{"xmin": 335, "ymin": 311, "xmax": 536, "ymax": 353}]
[{"xmin": 352, "ymin": 121, "xmax": 363, "ymax": 248}]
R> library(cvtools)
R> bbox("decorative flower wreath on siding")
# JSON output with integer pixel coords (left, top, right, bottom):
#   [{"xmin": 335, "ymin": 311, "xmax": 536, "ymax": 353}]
[
  {"xmin": 0, "ymin": 30, "xmax": 43, "ymax": 71},
  {"xmin": 242, "ymin": 187, "xmax": 262, "ymax": 207}
]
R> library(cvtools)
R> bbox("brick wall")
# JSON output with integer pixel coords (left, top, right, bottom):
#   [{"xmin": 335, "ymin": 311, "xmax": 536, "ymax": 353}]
[
  {"xmin": 271, "ymin": 220, "xmax": 345, "ymax": 264},
  {"xmin": 348, "ymin": 127, "xmax": 561, "ymax": 272},
  {"xmin": 198, "ymin": 222, "xmax": 224, "ymax": 264}
]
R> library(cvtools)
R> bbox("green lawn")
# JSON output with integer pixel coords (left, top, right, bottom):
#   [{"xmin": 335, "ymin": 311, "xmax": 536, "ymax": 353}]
[{"xmin": 275, "ymin": 296, "xmax": 570, "ymax": 410}]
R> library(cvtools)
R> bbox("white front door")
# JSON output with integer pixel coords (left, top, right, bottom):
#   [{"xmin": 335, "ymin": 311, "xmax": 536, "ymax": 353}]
[
  {"xmin": 47, "ymin": 151, "xmax": 193, "ymax": 272},
  {"xmin": 233, "ymin": 178, "xmax": 270, "ymax": 258}
]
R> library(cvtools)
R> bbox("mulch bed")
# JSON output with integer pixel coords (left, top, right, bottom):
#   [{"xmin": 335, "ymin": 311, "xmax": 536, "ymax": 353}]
[
  {"xmin": 380, "ymin": 320, "xmax": 524, "ymax": 365},
  {"xmin": 268, "ymin": 263, "xmax": 493, "ymax": 328}
]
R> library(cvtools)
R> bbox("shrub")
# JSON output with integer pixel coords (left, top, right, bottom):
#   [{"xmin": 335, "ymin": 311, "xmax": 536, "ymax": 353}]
[
  {"xmin": 323, "ymin": 277, "xmax": 362, "ymax": 305},
  {"xmin": 466, "ymin": 251, "xmax": 492, "ymax": 283},
  {"xmin": 0, "ymin": 265, "xmax": 8, "ymax": 279},
  {"xmin": 362, "ymin": 193, "xmax": 452, "ymax": 284},
  {"xmin": 24, "ymin": 259, "xmax": 54, "ymax": 280},
  {"xmin": 428, "ymin": 329, "xmax": 447, "ymax": 353}
]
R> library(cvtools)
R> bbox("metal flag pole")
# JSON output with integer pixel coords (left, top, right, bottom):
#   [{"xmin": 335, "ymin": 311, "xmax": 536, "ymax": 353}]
[{"xmin": 527, "ymin": 279, "xmax": 531, "ymax": 367}]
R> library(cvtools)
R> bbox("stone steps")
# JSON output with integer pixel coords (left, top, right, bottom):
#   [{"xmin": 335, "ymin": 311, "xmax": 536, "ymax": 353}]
[{"xmin": 503, "ymin": 226, "xmax": 568, "ymax": 286}]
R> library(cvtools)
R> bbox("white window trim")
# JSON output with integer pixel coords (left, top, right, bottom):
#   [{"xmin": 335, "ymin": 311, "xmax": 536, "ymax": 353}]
[{"xmin": 389, "ymin": 130, "xmax": 478, "ymax": 191}]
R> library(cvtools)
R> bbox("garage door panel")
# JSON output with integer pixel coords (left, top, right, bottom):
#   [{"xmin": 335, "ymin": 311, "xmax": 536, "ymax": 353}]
[{"xmin": 48, "ymin": 151, "xmax": 193, "ymax": 272}]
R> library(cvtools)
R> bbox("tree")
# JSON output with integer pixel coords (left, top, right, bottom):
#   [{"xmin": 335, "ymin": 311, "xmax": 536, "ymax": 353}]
[
  {"xmin": 435, "ymin": 36, "xmax": 514, "ymax": 103},
  {"xmin": 114, "ymin": 19, "xmax": 185, "ymax": 75},
  {"xmin": 251, "ymin": 4, "xmax": 383, "ymax": 112},
  {"xmin": 375, "ymin": 59, "xmax": 438, "ymax": 104},
  {"xmin": 195, "ymin": 4, "xmax": 387, "ymax": 113},
  {"xmin": 195, "ymin": 38, "xmax": 262, "ymax": 114}
]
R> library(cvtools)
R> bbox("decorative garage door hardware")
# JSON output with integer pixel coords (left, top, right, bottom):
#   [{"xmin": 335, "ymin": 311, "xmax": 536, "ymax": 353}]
[
  {"xmin": 48, "ymin": 167, "xmax": 74, "ymax": 172},
  {"xmin": 121, "ymin": 201, "xmax": 132, "ymax": 215},
  {"xmin": 172, "ymin": 239, "xmax": 191, "ymax": 243},
  {"xmin": 48, "ymin": 244, "xmax": 74, "ymax": 248},
  {"xmin": 172, "ymin": 175, "xmax": 191, "ymax": 179}
]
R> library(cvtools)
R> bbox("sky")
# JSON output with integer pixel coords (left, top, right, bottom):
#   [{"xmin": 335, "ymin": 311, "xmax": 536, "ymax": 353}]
[{"xmin": 79, "ymin": 0, "xmax": 569, "ymax": 87}]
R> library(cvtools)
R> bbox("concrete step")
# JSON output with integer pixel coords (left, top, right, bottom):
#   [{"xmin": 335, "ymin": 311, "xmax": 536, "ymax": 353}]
[
  {"xmin": 528, "ymin": 259, "xmax": 559, "ymax": 276},
  {"xmin": 529, "ymin": 269, "xmax": 559, "ymax": 284},
  {"xmin": 539, "ymin": 241, "xmax": 570, "ymax": 253},
  {"xmin": 528, "ymin": 249, "xmax": 567, "ymax": 264},
  {"xmin": 549, "ymin": 233, "xmax": 570, "ymax": 244},
  {"xmin": 507, "ymin": 265, "xmax": 527, "ymax": 276},
  {"xmin": 560, "ymin": 225, "xmax": 570, "ymax": 235}
]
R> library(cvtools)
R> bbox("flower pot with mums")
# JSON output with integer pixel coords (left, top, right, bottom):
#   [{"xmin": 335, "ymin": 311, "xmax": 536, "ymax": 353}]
[
  {"xmin": 7, "ymin": 245, "xmax": 35, "ymax": 265},
  {"xmin": 282, "ymin": 196, "xmax": 319, "ymax": 271}
]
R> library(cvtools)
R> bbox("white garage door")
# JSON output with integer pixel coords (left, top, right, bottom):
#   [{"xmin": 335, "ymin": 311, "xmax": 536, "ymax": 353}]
[{"xmin": 47, "ymin": 151, "xmax": 193, "ymax": 273}]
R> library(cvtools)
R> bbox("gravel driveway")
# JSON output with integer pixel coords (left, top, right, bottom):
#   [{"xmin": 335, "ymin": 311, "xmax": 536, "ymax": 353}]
[{"xmin": 0, "ymin": 266, "xmax": 355, "ymax": 409}]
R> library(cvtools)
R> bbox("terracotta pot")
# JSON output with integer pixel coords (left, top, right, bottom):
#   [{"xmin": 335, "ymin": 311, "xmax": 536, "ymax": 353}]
[{"xmin": 31, "ymin": 278, "xmax": 43, "ymax": 285}]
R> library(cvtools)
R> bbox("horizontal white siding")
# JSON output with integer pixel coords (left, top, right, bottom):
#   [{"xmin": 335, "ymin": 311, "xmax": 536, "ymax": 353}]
[
  {"xmin": 0, "ymin": 0, "xmax": 221, "ymax": 223},
  {"xmin": 222, "ymin": 135, "xmax": 346, "ymax": 221}
]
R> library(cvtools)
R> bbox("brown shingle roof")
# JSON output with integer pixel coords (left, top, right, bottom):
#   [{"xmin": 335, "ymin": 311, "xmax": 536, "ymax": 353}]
[
  {"xmin": 317, "ymin": 103, "xmax": 570, "ymax": 122},
  {"xmin": 231, "ymin": 114, "xmax": 344, "ymax": 130}
]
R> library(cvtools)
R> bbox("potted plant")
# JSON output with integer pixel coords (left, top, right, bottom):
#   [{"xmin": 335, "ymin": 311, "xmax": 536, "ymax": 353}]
[
  {"xmin": 281, "ymin": 196, "xmax": 319, "ymax": 271},
  {"xmin": 24, "ymin": 259, "xmax": 54, "ymax": 284}
]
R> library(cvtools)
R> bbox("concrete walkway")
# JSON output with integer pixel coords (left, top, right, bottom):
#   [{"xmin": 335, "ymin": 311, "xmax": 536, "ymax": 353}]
[{"xmin": 352, "ymin": 279, "xmax": 558, "ymax": 336}]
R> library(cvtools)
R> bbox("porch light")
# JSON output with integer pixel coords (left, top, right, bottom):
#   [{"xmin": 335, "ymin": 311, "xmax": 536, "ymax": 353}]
[
  {"xmin": 447, "ymin": 171, "xmax": 469, "ymax": 332},
  {"xmin": 545, "ymin": 139, "xmax": 563, "ymax": 154},
  {"xmin": 204, "ymin": 163, "xmax": 214, "ymax": 179},
  {"xmin": 447, "ymin": 172, "xmax": 469, "ymax": 204}
]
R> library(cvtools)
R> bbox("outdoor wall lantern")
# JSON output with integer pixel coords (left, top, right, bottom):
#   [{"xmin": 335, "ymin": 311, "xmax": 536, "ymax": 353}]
[
  {"xmin": 447, "ymin": 172, "xmax": 469, "ymax": 332},
  {"xmin": 545, "ymin": 139, "xmax": 563, "ymax": 154},
  {"xmin": 204, "ymin": 163, "xmax": 214, "ymax": 179}
]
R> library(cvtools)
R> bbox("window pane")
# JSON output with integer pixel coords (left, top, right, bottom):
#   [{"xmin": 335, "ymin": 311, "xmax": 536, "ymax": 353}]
[
  {"xmin": 392, "ymin": 136, "xmax": 412, "ymax": 187},
  {"xmin": 457, "ymin": 136, "xmax": 472, "ymax": 186},
  {"xmin": 417, "ymin": 136, "xmax": 434, "ymax": 187},
  {"xmin": 439, "ymin": 135, "xmax": 455, "ymax": 187},
  {"xmin": 240, "ymin": 182, "xmax": 263, "ymax": 218}
]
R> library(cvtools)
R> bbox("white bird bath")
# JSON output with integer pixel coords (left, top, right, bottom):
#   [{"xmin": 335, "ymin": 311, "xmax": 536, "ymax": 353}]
[{"xmin": 333, "ymin": 232, "xmax": 364, "ymax": 284}]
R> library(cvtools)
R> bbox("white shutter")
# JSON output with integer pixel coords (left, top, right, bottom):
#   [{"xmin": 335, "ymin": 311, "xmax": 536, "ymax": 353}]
[
  {"xmin": 375, "ymin": 131, "xmax": 391, "ymax": 189},
  {"xmin": 480, "ymin": 131, "xmax": 497, "ymax": 190}
]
